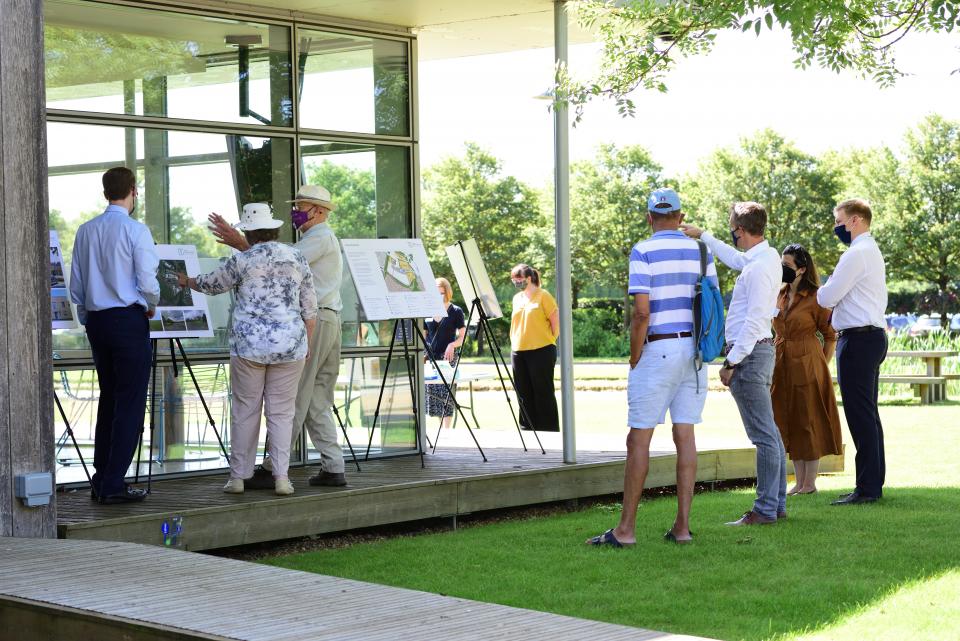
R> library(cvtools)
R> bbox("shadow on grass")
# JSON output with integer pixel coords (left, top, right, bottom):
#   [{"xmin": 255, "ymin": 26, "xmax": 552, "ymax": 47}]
[{"xmin": 264, "ymin": 486, "xmax": 960, "ymax": 641}]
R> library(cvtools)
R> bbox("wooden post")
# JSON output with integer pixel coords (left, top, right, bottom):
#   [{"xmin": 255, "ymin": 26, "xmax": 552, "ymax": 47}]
[{"xmin": 0, "ymin": 0, "xmax": 57, "ymax": 538}]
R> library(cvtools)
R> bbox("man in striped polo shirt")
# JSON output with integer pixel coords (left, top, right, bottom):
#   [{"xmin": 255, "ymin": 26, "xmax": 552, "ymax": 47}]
[{"xmin": 587, "ymin": 188, "xmax": 717, "ymax": 547}]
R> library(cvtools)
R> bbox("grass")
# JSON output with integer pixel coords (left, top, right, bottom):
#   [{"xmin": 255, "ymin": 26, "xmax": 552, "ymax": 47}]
[{"xmin": 263, "ymin": 395, "xmax": 960, "ymax": 641}]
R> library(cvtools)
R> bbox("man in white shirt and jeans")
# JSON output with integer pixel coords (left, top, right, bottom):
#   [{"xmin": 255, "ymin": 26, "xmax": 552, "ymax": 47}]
[
  {"xmin": 817, "ymin": 199, "xmax": 888, "ymax": 505},
  {"xmin": 683, "ymin": 202, "xmax": 786, "ymax": 525}
]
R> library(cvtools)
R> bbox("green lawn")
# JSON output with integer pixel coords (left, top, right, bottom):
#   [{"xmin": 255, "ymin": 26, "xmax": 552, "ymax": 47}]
[{"xmin": 263, "ymin": 397, "xmax": 960, "ymax": 641}]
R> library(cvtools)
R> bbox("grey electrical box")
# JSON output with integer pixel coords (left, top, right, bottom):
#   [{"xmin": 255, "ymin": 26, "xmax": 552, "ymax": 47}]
[{"xmin": 14, "ymin": 473, "xmax": 53, "ymax": 507}]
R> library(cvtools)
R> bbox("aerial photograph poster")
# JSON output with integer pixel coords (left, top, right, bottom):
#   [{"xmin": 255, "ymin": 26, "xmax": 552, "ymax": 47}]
[
  {"xmin": 341, "ymin": 238, "xmax": 446, "ymax": 321},
  {"xmin": 151, "ymin": 244, "xmax": 214, "ymax": 339}
]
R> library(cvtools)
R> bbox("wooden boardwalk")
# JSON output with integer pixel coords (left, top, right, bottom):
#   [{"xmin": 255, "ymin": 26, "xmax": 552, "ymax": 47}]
[
  {"xmin": 56, "ymin": 446, "xmax": 843, "ymax": 551},
  {"xmin": 0, "ymin": 537, "xmax": 714, "ymax": 641}
]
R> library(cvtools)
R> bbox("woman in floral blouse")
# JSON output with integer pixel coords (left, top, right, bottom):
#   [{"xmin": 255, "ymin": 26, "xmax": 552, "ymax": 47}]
[{"xmin": 178, "ymin": 203, "xmax": 317, "ymax": 496}]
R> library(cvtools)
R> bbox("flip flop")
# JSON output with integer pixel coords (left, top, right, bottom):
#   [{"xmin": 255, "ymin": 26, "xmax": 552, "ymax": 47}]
[
  {"xmin": 663, "ymin": 530, "xmax": 694, "ymax": 544},
  {"xmin": 586, "ymin": 528, "xmax": 631, "ymax": 548}
]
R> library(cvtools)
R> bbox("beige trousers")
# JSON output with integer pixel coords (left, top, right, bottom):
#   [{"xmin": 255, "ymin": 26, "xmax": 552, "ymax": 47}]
[
  {"xmin": 264, "ymin": 309, "xmax": 345, "ymax": 474},
  {"xmin": 229, "ymin": 356, "xmax": 305, "ymax": 480}
]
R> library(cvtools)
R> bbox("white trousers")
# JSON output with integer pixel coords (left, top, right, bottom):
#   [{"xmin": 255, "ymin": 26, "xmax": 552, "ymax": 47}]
[{"xmin": 229, "ymin": 356, "xmax": 305, "ymax": 480}]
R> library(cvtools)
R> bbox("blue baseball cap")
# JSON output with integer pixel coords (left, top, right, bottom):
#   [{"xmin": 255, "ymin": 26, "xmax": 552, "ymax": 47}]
[{"xmin": 647, "ymin": 188, "xmax": 681, "ymax": 214}]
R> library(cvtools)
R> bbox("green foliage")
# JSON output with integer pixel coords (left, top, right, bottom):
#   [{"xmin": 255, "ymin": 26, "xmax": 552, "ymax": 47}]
[
  {"xmin": 830, "ymin": 115, "xmax": 960, "ymax": 327},
  {"xmin": 305, "ymin": 161, "xmax": 377, "ymax": 239},
  {"xmin": 558, "ymin": 0, "xmax": 960, "ymax": 122},
  {"xmin": 421, "ymin": 143, "xmax": 551, "ymax": 293},
  {"xmin": 570, "ymin": 144, "xmax": 666, "ymax": 321},
  {"xmin": 682, "ymin": 129, "xmax": 843, "ymax": 280},
  {"xmin": 169, "ymin": 206, "xmax": 227, "ymax": 258},
  {"xmin": 571, "ymin": 306, "xmax": 630, "ymax": 357}
]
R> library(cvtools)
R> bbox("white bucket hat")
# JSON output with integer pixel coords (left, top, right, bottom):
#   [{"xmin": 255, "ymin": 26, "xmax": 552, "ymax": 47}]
[
  {"xmin": 235, "ymin": 203, "xmax": 283, "ymax": 231},
  {"xmin": 287, "ymin": 184, "xmax": 335, "ymax": 211}
]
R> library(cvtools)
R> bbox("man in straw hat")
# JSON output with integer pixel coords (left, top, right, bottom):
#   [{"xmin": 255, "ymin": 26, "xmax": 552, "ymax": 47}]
[{"xmin": 209, "ymin": 185, "xmax": 347, "ymax": 487}]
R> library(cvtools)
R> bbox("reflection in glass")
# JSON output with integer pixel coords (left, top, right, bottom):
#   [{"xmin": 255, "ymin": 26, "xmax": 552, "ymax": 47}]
[
  {"xmin": 45, "ymin": 0, "xmax": 293, "ymax": 127},
  {"xmin": 48, "ymin": 121, "xmax": 294, "ymax": 355},
  {"xmin": 297, "ymin": 29, "xmax": 409, "ymax": 136},
  {"xmin": 53, "ymin": 363, "xmax": 233, "ymax": 484},
  {"xmin": 300, "ymin": 355, "xmax": 418, "ymax": 463},
  {"xmin": 299, "ymin": 140, "xmax": 411, "ymax": 346}
]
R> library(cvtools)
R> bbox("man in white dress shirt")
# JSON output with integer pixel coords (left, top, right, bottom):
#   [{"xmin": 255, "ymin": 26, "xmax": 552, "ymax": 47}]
[
  {"xmin": 682, "ymin": 202, "xmax": 786, "ymax": 525},
  {"xmin": 817, "ymin": 199, "xmax": 888, "ymax": 505}
]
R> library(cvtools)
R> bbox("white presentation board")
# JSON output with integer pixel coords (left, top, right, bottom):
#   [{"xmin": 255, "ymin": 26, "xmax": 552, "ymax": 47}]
[
  {"xmin": 446, "ymin": 238, "xmax": 503, "ymax": 320},
  {"xmin": 150, "ymin": 244, "xmax": 214, "ymax": 339},
  {"xmin": 341, "ymin": 238, "xmax": 447, "ymax": 321},
  {"xmin": 50, "ymin": 231, "xmax": 77, "ymax": 330}
]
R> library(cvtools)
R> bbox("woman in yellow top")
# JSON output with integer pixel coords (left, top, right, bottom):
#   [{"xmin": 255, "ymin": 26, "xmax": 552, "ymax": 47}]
[{"xmin": 509, "ymin": 264, "xmax": 560, "ymax": 432}]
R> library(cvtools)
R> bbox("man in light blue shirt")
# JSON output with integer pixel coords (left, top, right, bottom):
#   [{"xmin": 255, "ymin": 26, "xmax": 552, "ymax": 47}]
[{"xmin": 70, "ymin": 167, "xmax": 159, "ymax": 504}]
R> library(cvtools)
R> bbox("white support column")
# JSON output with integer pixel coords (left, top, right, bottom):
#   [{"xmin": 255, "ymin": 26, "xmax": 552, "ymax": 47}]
[{"xmin": 553, "ymin": 1, "xmax": 576, "ymax": 463}]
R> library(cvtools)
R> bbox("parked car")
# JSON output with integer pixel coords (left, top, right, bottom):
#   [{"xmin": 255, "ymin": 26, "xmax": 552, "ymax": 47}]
[
  {"xmin": 950, "ymin": 315, "xmax": 960, "ymax": 334},
  {"xmin": 909, "ymin": 314, "xmax": 945, "ymax": 337},
  {"xmin": 886, "ymin": 314, "xmax": 916, "ymax": 334}
]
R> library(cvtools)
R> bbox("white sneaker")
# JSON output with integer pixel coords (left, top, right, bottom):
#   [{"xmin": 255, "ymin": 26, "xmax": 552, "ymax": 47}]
[
  {"xmin": 275, "ymin": 478, "xmax": 294, "ymax": 496},
  {"xmin": 223, "ymin": 478, "xmax": 244, "ymax": 494}
]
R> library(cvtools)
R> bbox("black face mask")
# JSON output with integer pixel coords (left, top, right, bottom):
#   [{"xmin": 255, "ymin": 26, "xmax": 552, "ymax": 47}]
[{"xmin": 782, "ymin": 265, "xmax": 797, "ymax": 284}]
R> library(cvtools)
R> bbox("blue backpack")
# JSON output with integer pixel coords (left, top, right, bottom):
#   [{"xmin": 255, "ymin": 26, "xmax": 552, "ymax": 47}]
[{"xmin": 693, "ymin": 240, "xmax": 726, "ymax": 368}]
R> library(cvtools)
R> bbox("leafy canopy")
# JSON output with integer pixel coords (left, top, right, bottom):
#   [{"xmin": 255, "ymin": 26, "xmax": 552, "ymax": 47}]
[{"xmin": 559, "ymin": 0, "xmax": 960, "ymax": 121}]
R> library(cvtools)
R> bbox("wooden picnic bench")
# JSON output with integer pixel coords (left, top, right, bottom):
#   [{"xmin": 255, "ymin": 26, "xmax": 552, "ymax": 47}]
[
  {"xmin": 888, "ymin": 350, "xmax": 957, "ymax": 403},
  {"xmin": 831, "ymin": 350, "xmax": 957, "ymax": 404}
]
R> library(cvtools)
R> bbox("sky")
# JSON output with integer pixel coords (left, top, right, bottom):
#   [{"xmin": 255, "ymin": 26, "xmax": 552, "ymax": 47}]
[
  {"xmin": 418, "ymin": 28, "xmax": 960, "ymax": 188},
  {"xmin": 47, "ymin": 26, "xmax": 960, "ymax": 221}
]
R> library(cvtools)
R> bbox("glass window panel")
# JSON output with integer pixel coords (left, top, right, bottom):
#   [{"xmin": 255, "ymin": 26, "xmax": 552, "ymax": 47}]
[
  {"xmin": 44, "ymin": 0, "xmax": 293, "ymax": 127},
  {"xmin": 48, "ymin": 121, "xmax": 295, "ymax": 357},
  {"xmin": 300, "ymin": 353, "xmax": 417, "ymax": 463},
  {"xmin": 297, "ymin": 29, "xmax": 409, "ymax": 136},
  {"xmin": 299, "ymin": 139, "xmax": 411, "ymax": 346}
]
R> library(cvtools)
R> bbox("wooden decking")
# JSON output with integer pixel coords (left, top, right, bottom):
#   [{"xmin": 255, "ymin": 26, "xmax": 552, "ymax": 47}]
[
  {"xmin": 56, "ymin": 446, "xmax": 843, "ymax": 551},
  {"xmin": 0, "ymin": 537, "xmax": 715, "ymax": 641}
]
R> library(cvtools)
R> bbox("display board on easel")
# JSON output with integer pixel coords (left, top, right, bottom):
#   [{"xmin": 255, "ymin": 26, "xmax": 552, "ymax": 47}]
[
  {"xmin": 50, "ymin": 231, "xmax": 77, "ymax": 330},
  {"xmin": 446, "ymin": 238, "xmax": 503, "ymax": 320},
  {"xmin": 340, "ymin": 238, "xmax": 447, "ymax": 321},
  {"xmin": 341, "ymin": 238, "xmax": 487, "ymax": 465},
  {"xmin": 150, "ymin": 244, "xmax": 214, "ymax": 339}
]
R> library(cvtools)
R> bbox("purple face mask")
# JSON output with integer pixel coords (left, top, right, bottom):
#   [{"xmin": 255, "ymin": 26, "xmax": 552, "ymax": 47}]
[{"xmin": 291, "ymin": 209, "xmax": 310, "ymax": 229}]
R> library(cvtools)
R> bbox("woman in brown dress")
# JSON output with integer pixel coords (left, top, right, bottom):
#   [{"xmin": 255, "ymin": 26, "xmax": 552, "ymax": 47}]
[{"xmin": 772, "ymin": 244, "xmax": 843, "ymax": 495}]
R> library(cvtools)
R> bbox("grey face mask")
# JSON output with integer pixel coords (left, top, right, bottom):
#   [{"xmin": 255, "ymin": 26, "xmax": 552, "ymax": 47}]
[{"xmin": 512, "ymin": 279, "xmax": 526, "ymax": 289}]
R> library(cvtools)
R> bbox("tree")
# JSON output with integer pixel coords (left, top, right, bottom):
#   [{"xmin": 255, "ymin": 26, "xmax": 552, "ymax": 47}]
[
  {"xmin": 558, "ymin": 1, "xmax": 960, "ymax": 121},
  {"xmin": 570, "ymin": 144, "xmax": 666, "ymax": 327},
  {"xmin": 169, "ymin": 206, "xmax": 228, "ymax": 258},
  {"xmin": 304, "ymin": 161, "xmax": 377, "ymax": 239},
  {"xmin": 683, "ymin": 129, "xmax": 843, "ymax": 280},
  {"xmin": 832, "ymin": 116, "xmax": 960, "ymax": 327},
  {"xmin": 421, "ymin": 143, "xmax": 549, "ymax": 304}
]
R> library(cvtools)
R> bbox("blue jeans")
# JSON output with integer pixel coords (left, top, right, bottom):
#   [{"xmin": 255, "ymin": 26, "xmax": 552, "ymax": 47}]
[{"xmin": 728, "ymin": 343, "xmax": 786, "ymax": 519}]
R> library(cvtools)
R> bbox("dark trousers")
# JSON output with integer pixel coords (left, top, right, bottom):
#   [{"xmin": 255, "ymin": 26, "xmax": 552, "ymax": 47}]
[
  {"xmin": 511, "ymin": 344, "xmax": 559, "ymax": 432},
  {"xmin": 836, "ymin": 329, "xmax": 888, "ymax": 498},
  {"xmin": 86, "ymin": 306, "xmax": 152, "ymax": 496}
]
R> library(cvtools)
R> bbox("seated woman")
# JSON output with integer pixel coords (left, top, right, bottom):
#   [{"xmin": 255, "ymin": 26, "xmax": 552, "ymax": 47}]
[
  {"xmin": 424, "ymin": 277, "xmax": 466, "ymax": 429},
  {"xmin": 178, "ymin": 203, "xmax": 316, "ymax": 496}
]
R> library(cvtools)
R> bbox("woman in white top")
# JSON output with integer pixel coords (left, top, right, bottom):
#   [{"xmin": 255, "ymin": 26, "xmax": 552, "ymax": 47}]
[{"xmin": 179, "ymin": 204, "xmax": 317, "ymax": 496}]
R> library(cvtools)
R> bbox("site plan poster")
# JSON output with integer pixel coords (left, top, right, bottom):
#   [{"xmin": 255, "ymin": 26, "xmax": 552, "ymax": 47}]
[
  {"xmin": 150, "ymin": 244, "xmax": 214, "ymax": 339},
  {"xmin": 341, "ymin": 238, "xmax": 447, "ymax": 321},
  {"xmin": 446, "ymin": 238, "xmax": 503, "ymax": 320},
  {"xmin": 50, "ymin": 230, "xmax": 77, "ymax": 330}
]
